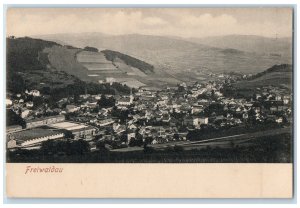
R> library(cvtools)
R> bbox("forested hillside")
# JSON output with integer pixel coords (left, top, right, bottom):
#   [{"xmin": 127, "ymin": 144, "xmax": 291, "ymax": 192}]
[
  {"xmin": 6, "ymin": 37, "xmax": 131, "ymax": 98},
  {"xmin": 102, "ymin": 49, "xmax": 154, "ymax": 74}
]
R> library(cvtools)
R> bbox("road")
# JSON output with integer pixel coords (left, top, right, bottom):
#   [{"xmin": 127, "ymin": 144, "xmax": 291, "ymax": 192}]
[{"xmin": 110, "ymin": 127, "xmax": 291, "ymax": 152}]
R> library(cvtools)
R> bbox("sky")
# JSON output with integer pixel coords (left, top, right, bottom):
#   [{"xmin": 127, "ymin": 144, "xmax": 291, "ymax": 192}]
[{"xmin": 6, "ymin": 7, "xmax": 293, "ymax": 38}]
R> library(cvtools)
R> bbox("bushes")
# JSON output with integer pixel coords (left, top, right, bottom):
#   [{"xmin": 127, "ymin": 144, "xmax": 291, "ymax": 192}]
[
  {"xmin": 97, "ymin": 95, "xmax": 115, "ymax": 108},
  {"xmin": 40, "ymin": 139, "xmax": 90, "ymax": 156},
  {"xmin": 84, "ymin": 46, "xmax": 99, "ymax": 52},
  {"xmin": 6, "ymin": 109, "xmax": 25, "ymax": 127}
]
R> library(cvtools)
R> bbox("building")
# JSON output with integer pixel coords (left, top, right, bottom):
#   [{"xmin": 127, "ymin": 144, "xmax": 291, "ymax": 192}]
[
  {"xmin": 6, "ymin": 125, "xmax": 23, "ymax": 134},
  {"xmin": 7, "ymin": 128, "xmax": 64, "ymax": 149},
  {"xmin": 71, "ymin": 126, "xmax": 97, "ymax": 140},
  {"xmin": 21, "ymin": 109, "xmax": 31, "ymax": 118},
  {"xmin": 162, "ymin": 114, "xmax": 171, "ymax": 123},
  {"xmin": 193, "ymin": 117, "xmax": 209, "ymax": 128},
  {"xmin": 127, "ymin": 130, "xmax": 136, "ymax": 143},
  {"xmin": 283, "ymin": 96, "xmax": 290, "ymax": 105},
  {"xmin": 96, "ymin": 119, "xmax": 115, "ymax": 127},
  {"xmin": 27, "ymin": 89, "xmax": 40, "ymax": 97},
  {"xmin": 191, "ymin": 104, "xmax": 204, "ymax": 114},
  {"xmin": 117, "ymin": 96, "xmax": 134, "ymax": 106},
  {"xmin": 49, "ymin": 121, "xmax": 97, "ymax": 140},
  {"xmin": 106, "ymin": 77, "xmax": 116, "ymax": 85},
  {"xmin": 26, "ymin": 102, "xmax": 34, "ymax": 108},
  {"xmin": 6, "ymin": 98, "xmax": 12, "ymax": 106},
  {"xmin": 66, "ymin": 105, "xmax": 80, "ymax": 113},
  {"xmin": 199, "ymin": 117, "xmax": 209, "ymax": 124},
  {"xmin": 25, "ymin": 115, "xmax": 65, "ymax": 129},
  {"xmin": 276, "ymin": 117, "xmax": 283, "ymax": 123}
]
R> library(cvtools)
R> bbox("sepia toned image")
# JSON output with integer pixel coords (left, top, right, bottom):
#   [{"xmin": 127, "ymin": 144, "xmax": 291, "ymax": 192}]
[
  {"xmin": 4, "ymin": 6, "xmax": 295, "ymax": 199},
  {"xmin": 5, "ymin": 7, "xmax": 293, "ymax": 164}
]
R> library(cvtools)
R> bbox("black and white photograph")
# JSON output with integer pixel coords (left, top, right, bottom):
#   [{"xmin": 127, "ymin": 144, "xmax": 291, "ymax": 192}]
[{"xmin": 5, "ymin": 7, "xmax": 293, "ymax": 164}]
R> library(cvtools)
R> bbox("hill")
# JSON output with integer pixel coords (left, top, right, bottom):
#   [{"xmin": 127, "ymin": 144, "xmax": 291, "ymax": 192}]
[
  {"xmin": 6, "ymin": 37, "xmax": 73, "ymax": 93},
  {"xmin": 6, "ymin": 36, "xmax": 59, "ymax": 72},
  {"xmin": 248, "ymin": 64, "xmax": 292, "ymax": 80},
  {"xmin": 233, "ymin": 64, "xmax": 292, "ymax": 91},
  {"xmin": 6, "ymin": 37, "xmax": 133, "ymax": 98},
  {"xmin": 47, "ymin": 44, "xmax": 172, "ymax": 88}
]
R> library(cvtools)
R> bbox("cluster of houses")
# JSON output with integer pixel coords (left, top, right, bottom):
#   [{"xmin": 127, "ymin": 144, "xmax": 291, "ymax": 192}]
[{"xmin": 6, "ymin": 72, "xmax": 292, "ymax": 151}]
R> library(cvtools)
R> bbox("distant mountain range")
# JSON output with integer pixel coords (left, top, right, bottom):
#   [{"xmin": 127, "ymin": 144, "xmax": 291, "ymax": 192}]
[
  {"xmin": 188, "ymin": 35, "xmax": 292, "ymax": 57},
  {"xmin": 34, "ymin": 33, "xmax": 292, "ymax": 75}
]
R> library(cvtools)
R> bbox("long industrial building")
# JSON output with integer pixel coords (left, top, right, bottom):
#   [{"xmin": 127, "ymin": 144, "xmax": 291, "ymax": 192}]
[
  {"xmin": 48, "ymin": 121, "xmax": 97, "ymax": 140},
  {"xmin": 7, "ymin": 128, "xmax": 65, "ymax": 149}
]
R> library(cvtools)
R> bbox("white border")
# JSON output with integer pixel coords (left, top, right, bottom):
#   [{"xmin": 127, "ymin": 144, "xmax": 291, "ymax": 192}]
[{"xmin": 0, "ymin": 0, "xmax": 299, "ymax": 207}]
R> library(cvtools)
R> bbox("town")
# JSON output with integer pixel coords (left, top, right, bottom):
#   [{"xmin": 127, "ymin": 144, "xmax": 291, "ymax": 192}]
[{"xmin": 6, "ymin": 70, "xmax": 292, "ymax": 158}]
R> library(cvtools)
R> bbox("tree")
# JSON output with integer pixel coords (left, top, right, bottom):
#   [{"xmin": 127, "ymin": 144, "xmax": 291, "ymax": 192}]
[
  {"xmin": 96, "ymin": 141, "xmax": 109, "ymax": 153},
  {"xmin": 70, "ymin": 139, "xmax": 90, "ymax": 155},
  {"xmin": 135, "ymin": 133, "xmax": 144, "ymax": 146},
  {"xmin": 84, "ymin": 46, "xmax": 99, "ymax": 52},
  {"xmin": 173, "ymin": 133, "xmax": 180, "ymax": 141},
  {"xmin": 177, "ymin": 85, "xmax": 185, "ymax": 92},
  {"xmin": 119, "ymin": 133, "xmax": 128, "ymax": 143},
  {"xmin": 144, "ymin": 136, "xmax": 154, "ymax": 145},
  {"xmin": 128, "ymin": 137, "xmax": 136, "ymax": 147},
  {"xmin": 6, "ymin": 109, "xmax": 25, "ymax": 127},
  {"xmin": 95, "ymin": 134, "xmax": 103, "ymax": 141},
  {"xmin": 98, "ymin": 95, "xmax": 115, "ymax": 108},
  {"xmin": 41, "ymin": 139, "xmax": 90, "ymax": 155},
  {"xmin": 64, "ymin": 131, "xmax": 74, "ymax": 140},
  {"xmin": 32, "ymin": 96, "xmax": 44, "ymax": 109}
]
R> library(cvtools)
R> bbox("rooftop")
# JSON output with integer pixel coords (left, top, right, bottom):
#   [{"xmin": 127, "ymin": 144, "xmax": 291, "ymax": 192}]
[
  {"xmin": 9, "ymin": 128, "xmax": 63, "ymax": 142},
  {"xmin": 25, "ymin": 115, "xmax": 65, "ymax": 123},
  {"xmin": 49, "ymin": 121, "xmax": 88, "ymax": 131}
]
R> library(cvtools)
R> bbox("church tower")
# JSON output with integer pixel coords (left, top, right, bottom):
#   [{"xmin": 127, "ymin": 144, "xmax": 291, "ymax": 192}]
[{"xmin": 130, "ymin": 88, "xmax": 134, "ymax": 104}]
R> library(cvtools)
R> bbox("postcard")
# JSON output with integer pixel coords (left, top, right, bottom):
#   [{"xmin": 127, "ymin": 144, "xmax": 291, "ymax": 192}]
[{"xmin": 5, "ymin": 7, "xmax": 294, "ymax": 198}]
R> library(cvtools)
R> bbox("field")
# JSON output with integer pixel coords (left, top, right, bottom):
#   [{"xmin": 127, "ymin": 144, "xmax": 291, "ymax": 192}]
[
  {"xmin": 76, "ymin": 51, "xmax": 119, "ymax": 72},
  {"xmin": 75, "ymin": 50, "xmax": 182, "ymax": 89},
  {"xmin": 38, "ymin": 44, "xmax": 183, "ymax": 89},
  {"xmin": 44, "ymin": 46, "xmax": 94, "ymax": 82}
]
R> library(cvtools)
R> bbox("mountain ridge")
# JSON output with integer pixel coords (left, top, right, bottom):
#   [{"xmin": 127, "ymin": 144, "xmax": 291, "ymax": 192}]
[{"xmin": 33, "ymin": 33, "xmax": 292, "ymax": 75}]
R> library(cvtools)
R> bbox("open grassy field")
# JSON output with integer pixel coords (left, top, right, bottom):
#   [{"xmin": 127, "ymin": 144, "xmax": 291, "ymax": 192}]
[
  {"xmin": 44, "ymin": 46, "xmax": 95, "ymax": 83},
  {"xmin": 75, "ymin": 49, "xmax": 181, "ymax": 88},
  {"xmin": 76, "ymin": 51, "xmax": 119, "ymax": 72}
]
